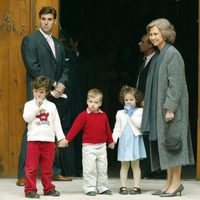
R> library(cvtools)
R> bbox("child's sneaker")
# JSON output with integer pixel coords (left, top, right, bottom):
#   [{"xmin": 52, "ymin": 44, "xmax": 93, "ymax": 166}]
[
  {"xmin": 25, "ymin": 191, "xmax": 40, "ymax": 199},
  {"xmin": 100, "ymin": 189, "xmax": 112, "ymax": 195},
  {"xmin": 44, "ymin": 189, "xmax": 60, "ymax": 196},
  {"xmin": 86, "ymin": 191, "xmax": 96, "ymax": 196}
]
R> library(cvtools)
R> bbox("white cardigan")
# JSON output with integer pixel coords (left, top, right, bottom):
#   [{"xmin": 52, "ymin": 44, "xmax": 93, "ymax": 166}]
[{"xmin": 112, "ymin": 108, "xmax": 143, "ymax": 143}]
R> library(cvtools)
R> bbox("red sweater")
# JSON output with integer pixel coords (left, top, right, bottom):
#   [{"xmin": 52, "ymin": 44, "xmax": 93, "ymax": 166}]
[{"xmin": 66, "ymin": 110, "xmax": 113, "ymax": 144}]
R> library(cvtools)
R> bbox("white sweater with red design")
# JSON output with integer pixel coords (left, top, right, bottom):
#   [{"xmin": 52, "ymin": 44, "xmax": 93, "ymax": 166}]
[{"xmin": 23, "ymin": 98, "xmax": 65, "ymax": 142}]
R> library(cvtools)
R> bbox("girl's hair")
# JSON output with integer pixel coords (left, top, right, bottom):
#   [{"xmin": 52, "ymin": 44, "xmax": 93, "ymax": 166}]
[
  {"xmin": 87, "ymin": 88, "xmax": 103, "ymax": 103},
  {"xmin": 31, "ymin": 76, "xmax": 51, "ymax": 93},
  {"xmin": 119, "ymin": 85, "xmax": 143, "ymax": 107},
  {"xmin": 146, "ymin": 18, "xmax": 176, "ymax": 44}
]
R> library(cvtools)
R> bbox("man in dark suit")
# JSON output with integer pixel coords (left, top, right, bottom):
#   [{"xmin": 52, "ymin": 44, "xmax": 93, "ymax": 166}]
[
  {"xmin": 58, "ymin": 32, "xmax": 85, "ymax": 177},
  {"xmin": 136, "ymin": 34, "xmax": 156, "ymax": 94},
  {"xmin": 17, "ymin": 6, "xmax": 72, "ymax": 186},
  {"xmin": 136, "ymin": 34, "xmax": 157, "ymax": 178}
]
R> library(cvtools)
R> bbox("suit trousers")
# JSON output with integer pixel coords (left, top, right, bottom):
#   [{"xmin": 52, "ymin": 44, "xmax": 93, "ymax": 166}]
[
  {"xmin": 140, "ymin": 135, "xmax": 151, "ymax": 177},
  {"xmin": 25, "ymin": 141, "xmax": 55, "ymax": 194}
]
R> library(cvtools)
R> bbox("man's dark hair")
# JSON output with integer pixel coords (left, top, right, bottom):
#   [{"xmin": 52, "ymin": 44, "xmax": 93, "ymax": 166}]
[{"xmin": 39, "ymin": 7, "xmax": 57, "ymax": 19}]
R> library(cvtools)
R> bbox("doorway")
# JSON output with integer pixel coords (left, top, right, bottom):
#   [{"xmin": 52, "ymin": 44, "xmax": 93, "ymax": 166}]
[{"xmin": 59, "ymin": 0, "xmax": 198, "ymax": 178}]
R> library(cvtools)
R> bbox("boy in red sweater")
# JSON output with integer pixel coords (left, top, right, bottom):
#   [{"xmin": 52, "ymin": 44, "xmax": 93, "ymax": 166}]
[{"xmin": 59, "ymin": 88, "xmax": 115, "ymax": 196}]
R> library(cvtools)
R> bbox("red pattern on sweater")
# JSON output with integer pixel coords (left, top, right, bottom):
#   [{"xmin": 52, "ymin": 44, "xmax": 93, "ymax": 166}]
[{"xmin": 66, "ymin": 110, "xmax": 113, "ymax": 144}]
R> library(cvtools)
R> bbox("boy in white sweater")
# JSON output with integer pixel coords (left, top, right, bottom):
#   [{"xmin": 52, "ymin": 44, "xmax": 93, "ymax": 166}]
[{"xmin": 23, "ymin": 76, "xmax": 67, "ymax": 199}]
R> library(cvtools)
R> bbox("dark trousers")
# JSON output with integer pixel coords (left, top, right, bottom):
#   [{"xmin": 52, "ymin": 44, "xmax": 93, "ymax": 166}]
[
  {"xmin": 58, "ymin": 130, "xmax": 82, "ymax": 177},
  {"xmin": 140, "ymin": 136, "xmax": 166, "ymax": 178},
  {"xmin": 140, "ymin": 135, "xmax": 152, "ymax": 177}
]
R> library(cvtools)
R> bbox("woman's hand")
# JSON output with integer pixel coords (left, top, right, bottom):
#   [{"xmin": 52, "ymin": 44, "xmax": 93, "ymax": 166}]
[{"xmin": 165, "ymin": 110, "xmax": 174, "ymax": 122}]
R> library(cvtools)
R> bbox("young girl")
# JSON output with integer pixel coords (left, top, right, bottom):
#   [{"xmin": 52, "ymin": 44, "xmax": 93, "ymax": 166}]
[{"xmin": 112, "ymin": 85, "xmax": 146, "ymax": 195}]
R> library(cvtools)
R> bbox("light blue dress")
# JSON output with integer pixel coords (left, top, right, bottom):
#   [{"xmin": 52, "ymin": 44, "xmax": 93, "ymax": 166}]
[{"xmin": 117, "ymin": 112, "xmax": 147, "ymax": 161}]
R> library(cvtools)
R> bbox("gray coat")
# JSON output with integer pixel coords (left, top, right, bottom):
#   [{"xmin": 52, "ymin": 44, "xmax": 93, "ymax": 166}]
[{"xmin": 143, "ymin": 45, "xmax": 194, "ymax": 171}]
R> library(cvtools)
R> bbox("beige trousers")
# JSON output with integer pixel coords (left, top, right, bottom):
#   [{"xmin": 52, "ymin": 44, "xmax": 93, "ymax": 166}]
[{"xmin": 82, "ymin": 144, "xmax": 109, "ymax": 193}]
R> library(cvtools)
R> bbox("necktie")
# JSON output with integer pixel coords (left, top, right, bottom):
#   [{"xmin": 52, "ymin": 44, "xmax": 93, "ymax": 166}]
[
  {"xmin": 136, "ymin": 56, "xmax": 147, "ymax": 88},
  {"xmin": 142, "ymin": 56, "xmax": 147, "ymax": 69},
  {"xmin": 46, "ymin": 35, "xmax": 56, "ymax": 58}
]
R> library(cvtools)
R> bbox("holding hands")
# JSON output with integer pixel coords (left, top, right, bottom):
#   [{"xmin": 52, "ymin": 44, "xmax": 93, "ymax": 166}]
[
  {"xmin": 58, "ymin": 138, "xmax": 69, "ymax": 148},
  {"xmin": 108, "ymin": 142, "xmax": 115, "ymax": 149}
]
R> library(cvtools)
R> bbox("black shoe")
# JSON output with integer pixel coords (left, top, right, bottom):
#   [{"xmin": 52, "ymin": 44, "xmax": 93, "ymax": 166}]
[
  {"xmin": 119, "ymin": 187, "xmax": 128, "ymax": 195},
  {"xmin": 44, "ymin": 189, "xmax": 60, "ymax": 196},
  {"xmin": 100, "ymin": 189, "xmax": 112, "ymax": 195},
  {"xmin": 129, "ymin": 187, "xmax": 142, "ymax": 195},
  {"xmin": 152, "ymin": 190, "xmax": 166, "ymax": 195},
  {"xmin": 160, "ymin": 184, "xmax": 184, "ymax": 197},
  {"xmin": 25, "ymin": 191, "xmax": 40, "ymax": 199},
  {"xmin": 86, "ymin": 191, "xmax": 96, "ymax": 196}
]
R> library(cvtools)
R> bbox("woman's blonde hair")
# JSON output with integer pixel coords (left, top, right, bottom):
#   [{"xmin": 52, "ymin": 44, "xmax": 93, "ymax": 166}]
[{"xmin": 146, "ymin": 18, "xmax": 176, "ymax": 44}]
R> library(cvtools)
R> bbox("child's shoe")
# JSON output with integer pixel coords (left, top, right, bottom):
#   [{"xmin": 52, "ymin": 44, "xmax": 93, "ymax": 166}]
[
  {"xmin": 100, "ymin": 189, "xmax": 112, "ymax": 195},
  {"xmin": 129, "ymin": 187, "xmax": 142, "ymax": 195},
  {"xmin": 44, "ymin": 189, "xmax": 60, "ymax": 196},
  {"xmin": 25, "ymin": 191, "xmax": 40, "ymax": 199},
  {"xmin": 86, "ymin": 191, "xmax": 96, "ymax": 196},
  {"xmin": 119, "ymin": 187, "xmax": 128, "ymax": 195}
]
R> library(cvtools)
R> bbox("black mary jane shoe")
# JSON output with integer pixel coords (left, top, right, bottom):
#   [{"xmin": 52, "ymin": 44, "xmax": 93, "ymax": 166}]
[
  {"xmin": 119, "ymin": 187, "xmax": 128, "ymax": 195},
  {"xmin": 129, "ymin": 187, "xmax": 142, "ymax": 195}
]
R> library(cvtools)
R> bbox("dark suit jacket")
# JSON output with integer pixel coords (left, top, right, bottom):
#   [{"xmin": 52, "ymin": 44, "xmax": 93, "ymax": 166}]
[
  {"xmin": 136, "ymin": 56, "xmax": 155, "ymax": 95},
  {"xmin": 21, "ymin": 30, "xmax": 70, "ymax": 130},
  {"xmin": 21, "ymin": 30, "xmax": 69, "ymax": 100}
]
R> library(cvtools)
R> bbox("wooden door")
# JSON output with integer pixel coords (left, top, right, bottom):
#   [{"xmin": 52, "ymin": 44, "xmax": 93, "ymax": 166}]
[{"xmin": 0, "ymin": 0, "xmax": 58, "ymax": 177}]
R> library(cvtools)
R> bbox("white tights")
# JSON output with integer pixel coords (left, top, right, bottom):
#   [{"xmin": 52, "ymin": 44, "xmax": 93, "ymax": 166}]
[{"xmin": 120, "ymin": 160, "xmax": 141, "ymax": 188}]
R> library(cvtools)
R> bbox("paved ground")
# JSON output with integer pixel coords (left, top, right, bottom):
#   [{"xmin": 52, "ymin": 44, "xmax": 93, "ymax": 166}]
[{"xmin": 1, "ymin": 178, "xmax": 199, "ymax": 200}]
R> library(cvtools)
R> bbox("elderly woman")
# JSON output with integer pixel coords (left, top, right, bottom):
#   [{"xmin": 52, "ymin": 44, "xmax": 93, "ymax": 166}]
[{"xmin": 141, "ymin": 18, "xmax": 194, "ymax": 197}]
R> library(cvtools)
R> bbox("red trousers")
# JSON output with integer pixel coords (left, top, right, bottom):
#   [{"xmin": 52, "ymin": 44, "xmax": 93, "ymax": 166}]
[{"xmin": 25, "ymin": 141, "xmax": 55, "ymax": 194}]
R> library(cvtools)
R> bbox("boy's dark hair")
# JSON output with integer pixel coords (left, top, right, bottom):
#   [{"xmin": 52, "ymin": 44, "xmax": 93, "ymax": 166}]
[
  {"xmin": 39, "ymin": 7, "xmax": 57, "ymax": 19},
  {"xmin": 31, "ymin": 76, "xmax": 51, "ymax": 93},
  {"xmin": 119, "ymin": 85, "xmax": 144, "ymax": 108}
]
